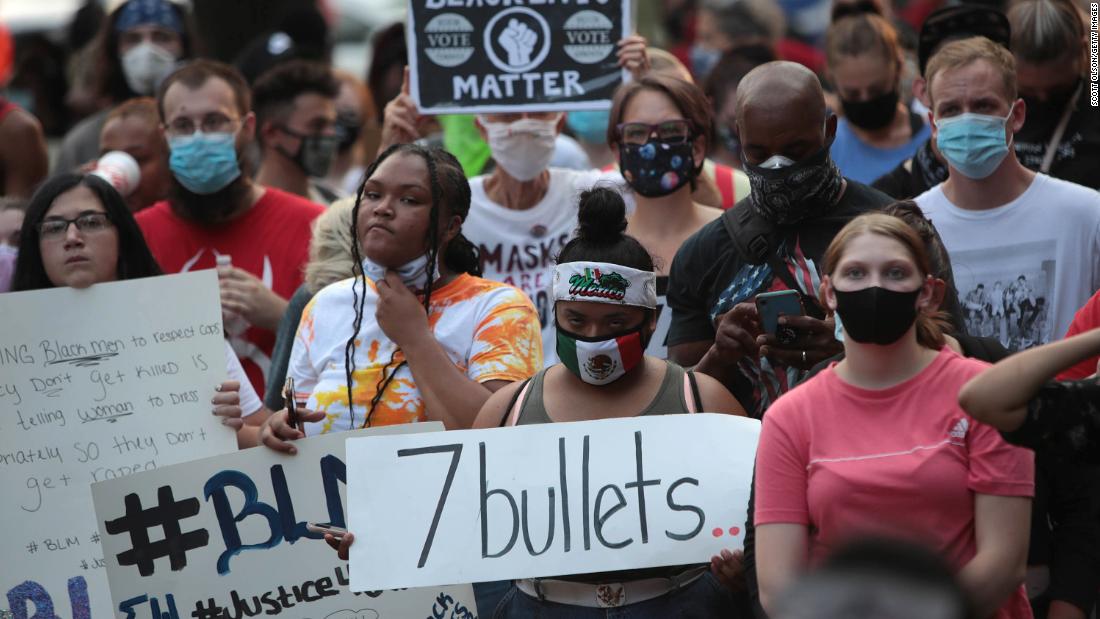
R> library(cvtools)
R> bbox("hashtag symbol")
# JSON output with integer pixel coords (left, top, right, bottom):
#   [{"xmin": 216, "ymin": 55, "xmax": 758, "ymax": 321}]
[
  {"xmin": 90, "ymin": 532, "xmax": 100, "ymax": 543},
  {"xmin": 26, "ymin": 541, "xmax": 37, "ymax": 554},
  {"xmin": 104, "ymin": 485, "xmax": 209, "ymax": 577}
]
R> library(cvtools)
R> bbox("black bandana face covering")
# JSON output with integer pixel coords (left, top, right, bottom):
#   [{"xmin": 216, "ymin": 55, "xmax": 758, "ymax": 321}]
[
  {"xmin": 743, "ymin": 139, "xmax": 844, "ymax": 225},
  {"xmin": 834, "ymin": 286, "xmax": 922, "ymax": 345}
]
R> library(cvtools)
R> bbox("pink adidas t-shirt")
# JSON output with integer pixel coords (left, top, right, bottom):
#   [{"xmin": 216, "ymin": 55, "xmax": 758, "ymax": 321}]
[{"xmin": 755, "ymin": 346, "xmax": 1035, "ymax": 618}]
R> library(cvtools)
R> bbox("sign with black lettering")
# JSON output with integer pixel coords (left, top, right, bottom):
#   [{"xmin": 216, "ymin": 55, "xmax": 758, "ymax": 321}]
[
  {"xmin": 346, "ymin": 414, "xmax": 759, "ymax": 589},
  {"xmin": 90, "ymin": 422, "xmax": 480, "ymax": 618},
  {"xmin": 407, "ymin": 0, "xmax": 631, "ymax": 113},
  {"xmin": 0, "ymin": 271, "xmax": 235, "ymax": 619}
]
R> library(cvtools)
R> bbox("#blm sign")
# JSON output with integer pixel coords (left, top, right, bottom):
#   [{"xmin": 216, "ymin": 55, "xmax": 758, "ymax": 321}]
[
  {"xmin": 0, "ymin": 271, "xmax": 235, "ymax": 619},
  {"xmin": 90, "ymin": 422, "xmax": 479, "ymax": 619},
  {"xmin": 408, "ymin": 0, "xmax": 631, "ymax": 113},
  {"xmin": 347, "ymin": 414, "xmax": 759, "ymax": 590}
]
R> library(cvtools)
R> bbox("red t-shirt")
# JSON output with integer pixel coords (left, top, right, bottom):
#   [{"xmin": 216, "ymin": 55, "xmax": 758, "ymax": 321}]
[
  {"xmin": 756, "ymin": 347, "xmax": 1035, "ymax": 619},
  {"xmin": 136, "ymin": 187, "xmax": 324, "ymax": 396},
  {"xmin": 1057, "ymin": 289, "xmax": 1100, "ymax": 380}
]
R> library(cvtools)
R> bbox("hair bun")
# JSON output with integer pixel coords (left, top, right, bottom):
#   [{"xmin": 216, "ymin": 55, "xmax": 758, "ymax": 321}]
[{"xmin": 576, "ymin": 186, "xmax": 627, "ymax": 245}]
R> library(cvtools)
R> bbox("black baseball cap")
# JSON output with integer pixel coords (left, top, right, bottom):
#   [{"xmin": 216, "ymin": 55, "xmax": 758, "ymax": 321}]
[{"xmin": 918, "ymin": 4, "xmax": 1011, "ymax": 75}]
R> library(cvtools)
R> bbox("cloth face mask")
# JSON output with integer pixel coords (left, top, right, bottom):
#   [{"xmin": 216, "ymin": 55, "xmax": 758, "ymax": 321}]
[
  {"xmin": 481, "ymin": 116, "xmax": 559, "ymax": 181},
  {"xmin": 619, "ymin": 138, "xmax": 696, "ymax": 198},
  {"xmin": 556, "ymin": 322, "xmax": 647, "ymax": 386},
  {"xmin": 833, "ymin": 285, "xmax": 921, "ymax": 345},
  {"xmin": 361, "ymin": 253, "xmax": 437, "ymax": 292}
]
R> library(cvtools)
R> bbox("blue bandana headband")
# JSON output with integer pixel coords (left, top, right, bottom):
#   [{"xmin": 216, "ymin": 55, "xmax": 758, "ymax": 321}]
[{"xmin": 115, "ymin": 0, "xmax": 183, "ymax": 34}]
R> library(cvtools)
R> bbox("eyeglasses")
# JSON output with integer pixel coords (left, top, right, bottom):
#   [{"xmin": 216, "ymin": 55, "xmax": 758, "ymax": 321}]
[
  {"xmin": 37, "ymin": 212, "xmax": 113, "ymax": 240},
  {"xmin": 165, "ymin": 113, "xmax": 239, "ymax": 137},
  {"xmin": 616, "ymin": 120, "xmax": 695, "ymax": 145}
]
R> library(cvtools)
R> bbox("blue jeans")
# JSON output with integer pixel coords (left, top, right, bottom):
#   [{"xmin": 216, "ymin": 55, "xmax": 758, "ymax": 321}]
[{"xmin": 490, "ymin": 573, "xmax": 736, "ymax": 618}]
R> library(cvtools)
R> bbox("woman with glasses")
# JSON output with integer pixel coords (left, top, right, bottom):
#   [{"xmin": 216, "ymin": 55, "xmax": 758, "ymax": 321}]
[
  {"xmin": 607, "ymin": 73, "xmax": 723, "ymax": 359},
  {"xmin": 11, "ymin": 173, "xmax": 260, "ymax": 439}
]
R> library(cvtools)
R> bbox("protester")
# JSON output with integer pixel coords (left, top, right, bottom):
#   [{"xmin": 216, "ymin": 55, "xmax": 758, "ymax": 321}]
[
  {"xmin": 754, "ymin": 212, "xmax": 1034, "ymax": 618},
  {"xmin": 915, "ymin": 36, "xmax": 1100, "ymax": 353},
  {"xmin": 252, "ymin": 60, "xmax": 341, "ymax": 204},
  {"xmin": 261, "ymin": 197, "xmax": 355, "ymax": 412},
  {"xmin": 0, "ymin": 95, "xmax": 48, "ymax": 198},
  {"xmin": 137, "ymin": 59, "xmax": 325, "ymax": 397},
  {"xmin": 55, "ymin": 0, "xmax": 194, "ymax": 174},
  {"xmin": 826, "ymin": 13, "xmax": 930, "ymax": 184},
  {"xmin": 324, "ymin": 186, "xmax": 747, "ymax": 616},
  {"xmin": 10, "ymin": 173, "xmax": 260, "ymax": 442},
  {"xmin": 1008, "ymin": 0, "xmax": 1098, "ymax": 189},
  {"xmin": 703, "ymin": 45, "xmax": 778, "ymax": 170},
  {"xmin": 668, "ymin": 60, "xmax": 893, "ymax": 416},
  {"xmin": 871, "ymin": 4, "xmax": 1012, "ymax": 199},
  {"xmin": 97, "ymin": 97, "xmax": 171, "ymax": 212},
  {"xmin": 960, "ymin": 327, "xmax": 1100, "ymax": 464},
  {"xmin": 256, "ymin": 144, "xmax": 541, "ymax": 444},
  {"xmin": 607, "ymin": 74, "xmax": 723, "ymax": 358}
]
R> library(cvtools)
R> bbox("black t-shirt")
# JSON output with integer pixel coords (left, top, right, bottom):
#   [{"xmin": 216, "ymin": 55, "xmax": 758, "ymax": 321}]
[
  {"xmin": 1014, "ymin": 90, "xmax": 1100, "ymax": 191},
  {"xmin": 667, "ymin": 179, "xmax": 893, "ymax": 413}
]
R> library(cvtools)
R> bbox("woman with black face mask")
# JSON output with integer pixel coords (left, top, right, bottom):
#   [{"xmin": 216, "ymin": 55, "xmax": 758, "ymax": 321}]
[
  {"xmin": 825, "ymin": 14, "xmax": 930, "ymax": 185},
  {"xmin": 607, "ymin": 74, "xmax": 724, "ymax": 359},
  {"xmin": 754, "ymin": 212, "xmax": 1036, "ymax": 619}
]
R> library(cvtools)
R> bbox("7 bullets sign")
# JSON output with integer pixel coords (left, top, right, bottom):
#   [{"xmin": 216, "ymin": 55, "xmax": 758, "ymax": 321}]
[
  {"xmin": 90, "ymin": 423, "xmax": 478, "ymax": 619},
  {"xmin": 408, "ymin": 0, "xmax": 631, "ymax": 113}
]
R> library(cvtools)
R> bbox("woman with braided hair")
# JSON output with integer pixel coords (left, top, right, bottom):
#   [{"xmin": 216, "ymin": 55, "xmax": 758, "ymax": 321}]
[{"xmin": 258, "ymin": 144, "xmax": 542, "ymax": 450}]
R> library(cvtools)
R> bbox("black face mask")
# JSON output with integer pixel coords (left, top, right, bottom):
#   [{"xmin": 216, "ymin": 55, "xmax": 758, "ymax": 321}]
[
  {"xmin": 834, "ymin": 286, "xmax": 922, "ymax": 345},
  {"xmin": 277, "ymin": 126, "xmax": 340, "ymax": 178},
  {"xmin": 743, "ymin": 138, "xmax": 845, "ymax": 225},
  {"xmin": 619, "ymin": 138, "xmax": 698, "ymax": 197},
  {"xmin": 841, "ymin": 90, "xmax": 899, "ymax": 131},
  {"xmin": 335, "ymin": 112, "xmax": 363, "ymax": 152},
  {"xmin": 1022, "ymin": 80, "xmax": 1081, "ymax": 128}
]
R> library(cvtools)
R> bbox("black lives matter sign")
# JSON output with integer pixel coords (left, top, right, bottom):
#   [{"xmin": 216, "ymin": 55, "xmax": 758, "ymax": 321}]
[{"xmin": 407, "ymin": 0, "xmax": 631, "ymax": 113}]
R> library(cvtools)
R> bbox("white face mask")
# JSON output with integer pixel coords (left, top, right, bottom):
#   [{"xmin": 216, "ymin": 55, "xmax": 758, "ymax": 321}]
[
  {"xmin": 480, "ymin": 115, "xmax": 560, "ymax": 181},
  {"xmin": 121, "ymin": 42, "xmax": 178, "ymax": 96},
  {"xmin": 361, "ymin": 253, "xmax": 437, "ymax": 292}
]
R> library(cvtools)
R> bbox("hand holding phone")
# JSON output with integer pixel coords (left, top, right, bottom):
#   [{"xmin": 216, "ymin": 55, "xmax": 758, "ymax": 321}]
[
  {"xmin": 306, "ymin": 522, "xmax": 346, "ymax": 540},
  {"xmin": 283, "ymin": 377, "xmax": 298, "ymax": 431},
  {"xmin": 755, "ymin": 290, "xmax": 805, "ymax": 346}
]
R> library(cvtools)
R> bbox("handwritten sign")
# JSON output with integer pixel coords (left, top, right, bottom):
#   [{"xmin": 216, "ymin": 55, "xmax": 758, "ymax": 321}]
[
  {"xmin": 90, "ymin": 423, "xmax": 479, "ymax": 619},
  {"xmin": 407, "ymin": 0, "xmax": 631, "ymax": 113},
  {"xmin": 1, "ymin": 271, "xmax": 236, "ymax": 619},
  {"xmin": 347, "ymin": 414, "xmax": 759, "ymax": 590}
]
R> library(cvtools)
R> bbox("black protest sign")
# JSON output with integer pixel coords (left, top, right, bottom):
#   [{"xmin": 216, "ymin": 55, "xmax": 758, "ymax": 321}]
[{"xmin": 407, "ymin": 0, "xmax": 631, "ymax": 113}]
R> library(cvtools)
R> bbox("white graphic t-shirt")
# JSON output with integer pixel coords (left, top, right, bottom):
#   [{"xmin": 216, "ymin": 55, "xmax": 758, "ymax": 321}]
[
  {"xmin": 465, "ymin": 167, "xmax": 614, "ymax": 365},
  {"xmin": 916, "ymin": 173, "xmax": 1100, "ymax": 351}
]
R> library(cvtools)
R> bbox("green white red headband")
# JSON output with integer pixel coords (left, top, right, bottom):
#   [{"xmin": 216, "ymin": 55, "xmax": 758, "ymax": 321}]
[{"xmin": 553, "ymin": 262, "xmax": 657, "ymax": 309}]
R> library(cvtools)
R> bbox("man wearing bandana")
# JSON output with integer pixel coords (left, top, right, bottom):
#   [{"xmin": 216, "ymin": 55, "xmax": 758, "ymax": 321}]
[{"xmin": 667, "ymin": 61, "xmax": 893, "ymax": 417}]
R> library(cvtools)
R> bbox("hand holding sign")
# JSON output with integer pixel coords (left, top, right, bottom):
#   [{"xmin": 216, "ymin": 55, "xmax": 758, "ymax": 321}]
[
  {"xmin": 616, "ymin": 34, "xmax": 650, "ymax": 80},
  {"xmin": 500, "ymin": 18, "xmax": 538, "ymax": 67},
  {"xmin": 259, "ymin": 406, "xmax": 326, "ymax": 454},
  {"xmin": 380, "ymin": 67, "xmax": 422, "ymax": 152}
]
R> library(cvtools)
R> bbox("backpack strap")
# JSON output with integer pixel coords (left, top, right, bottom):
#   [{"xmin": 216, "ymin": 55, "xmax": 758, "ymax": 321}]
[
  {"xmin": 499, "ymin": 378, "xmax": 533, "ymax": 427},
  {"xmin": 720, "ymin": 206, "xmax": 826, "ymax": 319},
  {"xmin": 684, "ymin": 370, "xmax": 703, "ymax": 413}
]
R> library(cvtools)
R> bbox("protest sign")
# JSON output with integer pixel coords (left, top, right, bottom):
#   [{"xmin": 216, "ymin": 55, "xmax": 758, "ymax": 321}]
[
  {"xmin": 347, "ymin": 413, "xmax": 759, "ymax": 590},
  {"xmin": 407, "ymin": 0, "xmax": 631, "ymax": 113},
  {"xmin": 90, "ymin": 422, "xmax": 479, "ymax": 619},
  {"xmin": 0, "ymin": 271, "xmax": 235, "ymax": 619}
]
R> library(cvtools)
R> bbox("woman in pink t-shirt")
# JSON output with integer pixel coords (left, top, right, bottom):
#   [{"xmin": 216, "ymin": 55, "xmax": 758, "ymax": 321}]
[{"xmin": 754, "ymin": 213, "xmax": 1035, "ymax": 618}]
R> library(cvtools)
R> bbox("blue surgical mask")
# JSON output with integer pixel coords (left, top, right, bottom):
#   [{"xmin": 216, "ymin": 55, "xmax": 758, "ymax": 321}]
[
  {"xmin": 566, "ymin": 110, "xmax": 611, "ymax": 145},
  {"xmin": 934, "ymin": 109, "xmax": 1013, "ymax": 180},
  {"xmin": 168, "ymin": 131, "xmax": 242, "ymax": 194},
  {"xmin": 690, "ymin": 44, "xmax": 721, "ymax": 80}
]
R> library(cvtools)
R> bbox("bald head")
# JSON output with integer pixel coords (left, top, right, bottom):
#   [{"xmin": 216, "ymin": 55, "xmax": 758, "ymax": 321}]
[{"xmin": 735, "ymin": 61, "xmax": 833, "ymax": 166}]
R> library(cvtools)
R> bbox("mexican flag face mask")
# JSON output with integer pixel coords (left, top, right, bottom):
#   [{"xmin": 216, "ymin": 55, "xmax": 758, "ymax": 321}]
[{"xmin": 555, "ymin": 322, "xmax": 648, "ymax": 386}]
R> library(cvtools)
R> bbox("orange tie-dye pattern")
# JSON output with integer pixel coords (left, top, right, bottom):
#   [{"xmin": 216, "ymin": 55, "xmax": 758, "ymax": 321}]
[
  {"xmin": 312, "ymin": 349, "xmax": 422, "ymax": 431},
  {"xmin": 470, "ymin": 305, "xmax": 542, "ymax": 378}
]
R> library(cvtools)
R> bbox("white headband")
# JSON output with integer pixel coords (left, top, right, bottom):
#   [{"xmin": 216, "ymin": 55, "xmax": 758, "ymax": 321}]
[{"xmin": 553, "ymin": 262, "xmax": 657, "ymax": 309}]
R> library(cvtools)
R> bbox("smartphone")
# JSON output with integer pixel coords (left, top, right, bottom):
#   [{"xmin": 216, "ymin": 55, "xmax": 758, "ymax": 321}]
[
  {"xmin": 283, "ymin": 377, "xmax": 298, "ymax": 430},
  {"xmin": 306, "ymin": 522, "xmax": 347, "ymax": 539},
  {"xmin": 755, "ymin": 290, "xmax": 805, "ymax": 345}
]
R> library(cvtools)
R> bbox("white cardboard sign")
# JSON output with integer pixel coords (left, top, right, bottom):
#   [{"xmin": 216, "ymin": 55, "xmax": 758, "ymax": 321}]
[
  {"xmin": 347, "ymin": 413, "xmax": 760, "ymax": 590},
  {"xmin": 91, "ymin": 422, "xmax": 479, "ymax": 619},
  {"xmin": 0, "ymin": 271, "xmax": 235, "ymax": 619}
]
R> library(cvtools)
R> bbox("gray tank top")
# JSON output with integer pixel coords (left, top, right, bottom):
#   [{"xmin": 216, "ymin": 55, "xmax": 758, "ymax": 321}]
[{"xmin": 512, "ymin": 360, "xmax": 695, "ymax": 425}]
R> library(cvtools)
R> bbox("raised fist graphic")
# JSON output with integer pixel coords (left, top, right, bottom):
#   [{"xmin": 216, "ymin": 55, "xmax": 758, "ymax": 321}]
[{"xmin": 499, "ymin": 18, "xmax": 538, "ymax": 67}]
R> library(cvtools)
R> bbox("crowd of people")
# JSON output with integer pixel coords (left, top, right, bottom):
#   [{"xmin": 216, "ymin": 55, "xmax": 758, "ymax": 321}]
[{"xmin": 2, "ymin": 0, "xmax": 1100, "ymax": 616}]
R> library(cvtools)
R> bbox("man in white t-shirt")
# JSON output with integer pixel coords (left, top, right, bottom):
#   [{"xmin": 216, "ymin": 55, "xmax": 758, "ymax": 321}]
[{"xmin": 916, "ymin": 36, "xmax": 1100, "ymax": 352}]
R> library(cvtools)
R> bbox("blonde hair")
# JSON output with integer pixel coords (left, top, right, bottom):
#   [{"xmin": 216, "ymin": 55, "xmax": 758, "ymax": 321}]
[
  {"xmin": 925, "ymin": 36, "xmax": 1017, "ymax": 104},
  {"xmin": 303, "ymin": 197, "xmax": 356, "ymax": 293},
  {"xmin": 825, "ymin": 13, "xmax": 902, "ymax": 69},
  {"xmin": 1008, "ymin": 0, "xmax": 1086, "ymax": 63},
  {"xmin": 821, "ymin": 212, "xmax": 950, "ymax": 349}
]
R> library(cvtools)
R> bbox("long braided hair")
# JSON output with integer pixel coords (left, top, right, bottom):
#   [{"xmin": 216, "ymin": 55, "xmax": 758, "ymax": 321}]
[{"xmin": 343, "ymin": 144, "xmax": 480, "ymax": 429}]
